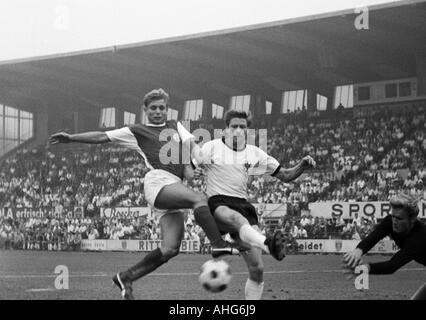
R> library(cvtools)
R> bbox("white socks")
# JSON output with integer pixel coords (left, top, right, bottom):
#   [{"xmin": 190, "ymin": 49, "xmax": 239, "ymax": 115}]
[
  {"xmin": 245, "ymin": 278, "xmax": 264, "ymax": 300},
  {"xmin": 239, "ymin": 224, "xmax": 269, "ymax": 253}
]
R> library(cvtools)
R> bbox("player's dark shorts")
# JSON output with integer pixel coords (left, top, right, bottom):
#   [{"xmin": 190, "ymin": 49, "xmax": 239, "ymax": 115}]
[{"xmin": 208, "ymin": 195, "xmax": 259, "ymax": 234}]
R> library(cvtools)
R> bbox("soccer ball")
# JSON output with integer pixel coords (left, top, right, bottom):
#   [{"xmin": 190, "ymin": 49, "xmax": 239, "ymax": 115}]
[{"xmin": 199, "ymin": 259, "xmax": 232, "ymax": 293}]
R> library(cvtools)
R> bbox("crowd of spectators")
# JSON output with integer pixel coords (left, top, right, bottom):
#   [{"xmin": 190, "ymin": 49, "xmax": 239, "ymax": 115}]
[
  {"xmin": 279, "ymin": 213, "xmax": 377, "ymax": 240},
  {"xmin": 0, "ymin": 213, "xmax": 205, "ymax": 251},
  {"xmin": 1, "ymin": 102, "xmax": 425, "ymax": 251},
  {"xmin": 1, "ymin": 210, "xmax": 377, "ymax": 251}
]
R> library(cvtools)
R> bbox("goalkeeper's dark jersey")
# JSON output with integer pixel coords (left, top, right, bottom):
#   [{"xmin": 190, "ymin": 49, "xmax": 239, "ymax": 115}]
[{"xmin": 357, "ymin": 215, "xmax": 426, "ymax": 274}]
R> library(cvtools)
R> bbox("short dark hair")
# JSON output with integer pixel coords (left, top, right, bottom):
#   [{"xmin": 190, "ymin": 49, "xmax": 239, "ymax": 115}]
[
  {"xmin": 224, "ymin": 109, "xmax": 252, "ymax": 127},
  {"xmin": 143, "ymin": 88, "xmax": 169, "ymax": 107}
]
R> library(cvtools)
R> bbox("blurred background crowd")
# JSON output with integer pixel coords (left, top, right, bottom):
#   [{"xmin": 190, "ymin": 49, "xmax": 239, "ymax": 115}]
[{"xmin": 1, "ymin": 102, "xmax": 425, "ymax": 251}]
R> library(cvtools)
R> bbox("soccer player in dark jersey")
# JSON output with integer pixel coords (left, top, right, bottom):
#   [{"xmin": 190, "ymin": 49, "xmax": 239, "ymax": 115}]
[
  {"xmin": 343, "ymin": 192, "xmax": 426, "ymax": 300},
  {"xmin": 49, "ymin": 88, "xmax": 242, "ymax": 299}
]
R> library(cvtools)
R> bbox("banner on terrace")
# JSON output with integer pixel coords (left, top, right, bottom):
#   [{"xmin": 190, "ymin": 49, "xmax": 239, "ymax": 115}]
[
  {"xmin": 100, "ymin": 207, "xmax": 152, "ymax": 219},
  {"xmin": 0, "ymin": 206, "xmax": 84, "ymax": 219},
  {"xmin": 80, "ymin": 240, "xmax": 199, "ymax": 252},
  {"xmin": 308, "ymin": 201, "xmax": 426, "ymax": 219},
  {"xmin": 253, "ymin": 203, "xmax": 287, "ymax": 216},
  {"xmin": 296, "ymin": 239, "xmax": 398, "ymax": 253}
]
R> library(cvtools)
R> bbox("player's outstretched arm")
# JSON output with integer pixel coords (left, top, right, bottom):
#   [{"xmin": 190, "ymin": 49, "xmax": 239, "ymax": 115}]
[
  {"xmin": 366, "ymin": 250, "xmax": 413, "ymax": 275},
  {"xmin": 342, "ymin": 217, "xmax": 394, "ymax": 278},
  {"xmin": 49, "ymin": 131, "xmax": 110, "ymax": 145},
  {"xmin": 354, "ymin": 216, "xmax": 391, "ymax": 256},
  {"xmin": 343, "ymin": 249, "xmax": 413, "ymax": 280},
  {"xmin": 273, "ymin": 155, "xmax": 316, "ymax": 183}
]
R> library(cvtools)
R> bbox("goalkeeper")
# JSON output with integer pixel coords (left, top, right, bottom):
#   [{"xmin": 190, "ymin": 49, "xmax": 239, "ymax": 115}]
[{"xmin": 343, "ymin": 192, "xmax": 426, "ymax": 300}]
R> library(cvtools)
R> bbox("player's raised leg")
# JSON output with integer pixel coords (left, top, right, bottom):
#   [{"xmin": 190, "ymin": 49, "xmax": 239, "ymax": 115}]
[
  {"xmin": 113, "ymin": 211, "xmax": 184, "ymax": 300},
  {"xmin": 214, "ymin": 206, "xmax": 285, "ymax": 261},
  {"xmin": 154, "ymin": 182, "xmax": 241, "ymax": 256}
]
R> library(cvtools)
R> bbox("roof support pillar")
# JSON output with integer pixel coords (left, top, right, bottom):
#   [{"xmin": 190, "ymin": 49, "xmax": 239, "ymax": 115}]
[
  {"xmin": 415, "ymin": 52, "xmax": 426, "ymax": 96},
  {"xmin": 306, "ymin": 90, "xmax": 317, "ymax": 112}
]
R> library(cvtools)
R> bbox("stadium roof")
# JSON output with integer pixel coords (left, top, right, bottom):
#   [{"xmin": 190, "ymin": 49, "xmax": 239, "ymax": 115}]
[{"xmin": 0, "ymin": 0, "xmax": 425, "ymax": 113}]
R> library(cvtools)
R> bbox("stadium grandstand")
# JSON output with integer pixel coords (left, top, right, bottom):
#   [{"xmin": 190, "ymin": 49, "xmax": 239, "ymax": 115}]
[
  {"xmin": 1, "ymin": 0, "xmax": 426, "ymax": 250},
  {"xmin": 0, "ymin": 0, "xmax": 426, "ymax": 301}
]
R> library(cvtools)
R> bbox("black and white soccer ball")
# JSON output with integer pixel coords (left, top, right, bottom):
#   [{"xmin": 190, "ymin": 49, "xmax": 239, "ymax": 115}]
[{"xmin": 199, "ymin": 259, "xmax": 232, "ymax": 293}]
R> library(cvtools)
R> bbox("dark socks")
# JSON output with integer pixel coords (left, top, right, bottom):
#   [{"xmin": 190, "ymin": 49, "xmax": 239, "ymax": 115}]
[
  {"xmin": 122, "ymin": 248, "xmax": 167, "ymax": 282},
  {"xmin": 193, "ymin": 205, "xmax": 225, "ymax": 247}
]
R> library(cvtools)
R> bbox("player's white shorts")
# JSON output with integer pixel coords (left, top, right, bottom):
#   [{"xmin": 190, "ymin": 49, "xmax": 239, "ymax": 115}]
[{"xmin": 144, "ymin": 169, "xmax": 184, "ymax": 219}]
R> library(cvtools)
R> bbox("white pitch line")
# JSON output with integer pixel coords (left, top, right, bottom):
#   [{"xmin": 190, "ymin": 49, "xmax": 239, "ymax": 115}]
[
  {"xmin": 0, "ymin": 267, "xmax": 424, "ymax": 279},
  {"xmin": 26, "ymin": 288, "xmax": 57, "ymax": 292}
]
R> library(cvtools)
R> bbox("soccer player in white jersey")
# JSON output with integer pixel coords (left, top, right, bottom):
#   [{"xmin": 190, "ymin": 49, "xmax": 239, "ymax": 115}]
[
  {"xmin": 49, "ymin": 88, "xmax": 243, "ymax": 299},
  {"xmin": 190, "ymin": 109, "xmax": 316, "ymax": 300}
]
